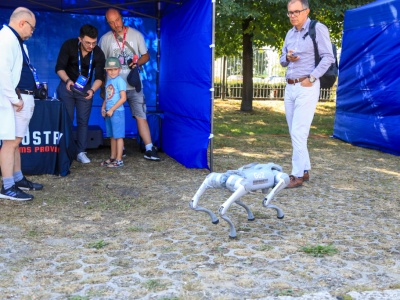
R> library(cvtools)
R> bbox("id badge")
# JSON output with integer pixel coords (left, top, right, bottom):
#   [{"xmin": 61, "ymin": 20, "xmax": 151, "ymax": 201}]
[{"xmin": 74, "ymin": 75, "xmax": 89, "ymax": 91}]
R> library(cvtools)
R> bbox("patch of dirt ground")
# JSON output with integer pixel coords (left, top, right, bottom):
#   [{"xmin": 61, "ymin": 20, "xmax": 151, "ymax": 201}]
[{"xmin": 0, "ymin": 102, "xmax": 399, "ymax": 299}]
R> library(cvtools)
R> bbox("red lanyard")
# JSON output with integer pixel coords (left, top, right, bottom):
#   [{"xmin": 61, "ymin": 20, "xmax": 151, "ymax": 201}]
[{"xmin": 113, "ymin": 26, "xmax": 127, "ymax": 54}]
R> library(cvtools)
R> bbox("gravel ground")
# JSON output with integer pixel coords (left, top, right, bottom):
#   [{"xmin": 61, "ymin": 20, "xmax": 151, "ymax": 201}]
[{"xmin": 0, "ymin": 102, "xmax": 399, "ymax": 299}]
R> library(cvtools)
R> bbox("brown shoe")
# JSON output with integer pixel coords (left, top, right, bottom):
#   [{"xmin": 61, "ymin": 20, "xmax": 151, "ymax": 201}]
[
  {"xmin": 303, "ymin": 171, "xmax": 309, "ymax": 181},
  {"xmin": 286, "ymin": 175, "xmax": 303, "ymax": 188}
]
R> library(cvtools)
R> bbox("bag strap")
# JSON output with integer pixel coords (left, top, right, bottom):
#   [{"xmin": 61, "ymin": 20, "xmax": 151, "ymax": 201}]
[
  {"xmin": 117, "ymin": 34, "xmax": 137, "ymax": 56},
  {"xmin": 308, "ymin": 20, "xmax": 319, "ymax": 67},
  {"xmin": 116, "ymin": 33, "xmax": 143, "ymax": 71},
  {"xmin": 332, "ymin": 43, "xmax": 339, "ymax": 69}
]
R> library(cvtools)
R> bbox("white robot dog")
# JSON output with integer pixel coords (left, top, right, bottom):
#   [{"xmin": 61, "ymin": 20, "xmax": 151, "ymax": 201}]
[{"xmin": 190, "ymin": 162, "xmax": 290, "ymax": 238}]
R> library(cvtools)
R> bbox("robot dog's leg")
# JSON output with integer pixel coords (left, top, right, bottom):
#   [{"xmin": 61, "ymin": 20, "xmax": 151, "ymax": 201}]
[
  {"xmin": 235, "ymin": 199, "xmax": 255, "ymax": 221},
  {"xmin": 262, "ymin": 171, "xmax": 289, "ymax": 219},
  {"xmin": 265, "ymin": 203, "xmax": 284, "ymax": 219},
  {"xmin": 189, "ymin": 173, "xmax": 227, "ymax": 224},
  {"xmin": 263, "ymin": 170, "xmax": 290, "ymax": 219},
  {"xmin": 219, "ymin": 185, "xmax": 248, "ymax": 238}
]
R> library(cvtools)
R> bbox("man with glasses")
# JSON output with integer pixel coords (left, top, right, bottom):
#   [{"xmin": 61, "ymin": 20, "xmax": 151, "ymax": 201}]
[
  {"xmin": 55, "ymin": 24, "xmax": 106, "ymax": 164},
  {"xmin": 280, "ymin": 0, "xmax": 334, "ymax": 188},
  {"xmin": 99, "ymin": 8, "xmax": 160, "ymax": 161},
  {"xmin": 0, "ymin": 7, "xmax": 44, "ymax": 201}
]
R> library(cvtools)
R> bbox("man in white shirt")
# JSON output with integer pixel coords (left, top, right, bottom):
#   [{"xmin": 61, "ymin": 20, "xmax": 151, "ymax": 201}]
[{"xmin": 0, "ymin": 7, "xmax": 43, "ymax": 201}]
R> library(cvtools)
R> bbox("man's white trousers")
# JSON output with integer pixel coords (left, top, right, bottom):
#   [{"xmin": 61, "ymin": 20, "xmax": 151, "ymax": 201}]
[{"xmin": 284, "ymin": 81, "xmax": 320, "ymax": 178}]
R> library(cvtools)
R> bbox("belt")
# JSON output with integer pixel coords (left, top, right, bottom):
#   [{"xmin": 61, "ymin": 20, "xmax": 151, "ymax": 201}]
[
  {"xmin": 19, "ymin": 90, "xmax": 35, "ymax": 95},
  {"xmin": 287, "ymin": 77, "xmax": 308, "ymax": 84}
]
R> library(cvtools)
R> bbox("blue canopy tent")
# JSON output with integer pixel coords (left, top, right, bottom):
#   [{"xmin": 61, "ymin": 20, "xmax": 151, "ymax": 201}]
[
  {"xmin": 333, "ymin": 0, "xmax": 400, "ymax": 156},
  {"xmin": 0, "ymin": 0, "xmax": 215, "ymax": 169}
]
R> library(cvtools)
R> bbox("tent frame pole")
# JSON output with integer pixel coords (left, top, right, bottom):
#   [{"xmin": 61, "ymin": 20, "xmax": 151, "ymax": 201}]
[{"xmin": 209, "ymin": 0, "xmax": 215, "ymax": 172}]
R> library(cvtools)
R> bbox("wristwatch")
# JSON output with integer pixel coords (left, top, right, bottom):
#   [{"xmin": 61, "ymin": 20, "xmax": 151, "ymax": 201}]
[{"xmin": 309, "ymin": 75, "xmax": 316, "ymax": 83}]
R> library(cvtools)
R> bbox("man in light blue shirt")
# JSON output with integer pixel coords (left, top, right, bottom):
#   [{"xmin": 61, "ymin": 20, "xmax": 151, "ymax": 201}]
[{"xmin": 280, "ymin": 0, "xmax": 334, "ymax": 188}]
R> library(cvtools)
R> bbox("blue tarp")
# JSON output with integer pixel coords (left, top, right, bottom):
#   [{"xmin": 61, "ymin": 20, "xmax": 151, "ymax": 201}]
[
  {"xmin": 0, "ymin": 0, "xmax": 213, "ymax": 168},
  {"xmin": 333, "ymin": 0, "xmax": 400, "ymax": 156},
  {"xmin": 159, "ymin": 0, "xmax": 212, "ymax": 168}
]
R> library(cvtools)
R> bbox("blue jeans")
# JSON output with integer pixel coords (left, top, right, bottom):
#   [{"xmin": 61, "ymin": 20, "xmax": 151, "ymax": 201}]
[{"xmin": 57, "ymin": 81, "xmax": 92, "ymax": 154}]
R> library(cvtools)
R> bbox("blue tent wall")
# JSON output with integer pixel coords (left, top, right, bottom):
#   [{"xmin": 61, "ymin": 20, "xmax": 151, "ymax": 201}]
[
  {"xmin": 159, "ymin": 0, "xmax": 212, "ymax": 169},
  {"xmin": 333, "ymin": 0, "xmax": 400, "ymax": 156}
]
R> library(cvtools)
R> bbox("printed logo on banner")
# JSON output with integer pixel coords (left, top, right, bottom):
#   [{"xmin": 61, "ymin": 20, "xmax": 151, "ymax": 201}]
[{"xmin": 0, "ymin": 131, "xmax": 63, "ymax": 154}]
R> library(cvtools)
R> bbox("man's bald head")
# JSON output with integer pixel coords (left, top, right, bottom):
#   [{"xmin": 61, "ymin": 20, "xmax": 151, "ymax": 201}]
[
  {"xmin": 105, "ymin": 8, "xmax": 124, "ymax": 35},
  {"xmin": 10, "ymin": 7, "xmax": 35, "ymax": 23},
  {"xmin": 105, "ymin": 8, "xmax": 121, "ymax": 20},
  {"xmin": 8, "ymin": 7, "xmax": 36, "ymax": 40}
]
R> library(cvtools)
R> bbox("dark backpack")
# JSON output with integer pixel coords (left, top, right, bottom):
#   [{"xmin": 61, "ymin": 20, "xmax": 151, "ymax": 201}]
[{"xmin": 308, "ymin": 20, "xmax": 338, "ymax": 89}]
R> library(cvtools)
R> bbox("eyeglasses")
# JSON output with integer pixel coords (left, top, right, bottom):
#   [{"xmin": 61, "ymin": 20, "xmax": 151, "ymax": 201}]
[
  {"xmin": 287, "ymin": 8, "xmax": 307, "ymax": 17},
  {"xmin": 82, "ymin": 40, "xmax": 97, "ymax": 47},
  {"xmin": 25, "ymin": 20, "xmax": 36, "ymax": 31}
]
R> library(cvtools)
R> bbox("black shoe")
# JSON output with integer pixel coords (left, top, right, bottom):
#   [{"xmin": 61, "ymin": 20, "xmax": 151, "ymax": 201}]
[
  {"xmin": 0, "ymin": 185, "xmax": 34, "ymax": 201},
  {"xmin": 144, "ymin": 146, "xmax": 160, "ymax": 161},
  {"xmin": 15, "ymin": 176, "xmax": 44, "ymax": 191}
]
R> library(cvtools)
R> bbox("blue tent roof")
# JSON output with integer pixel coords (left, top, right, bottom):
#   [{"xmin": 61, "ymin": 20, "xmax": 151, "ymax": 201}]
[
  {"xmin": 0, "ymin": 0, "xmax": 186, "ymax": 18},
  {"xmin": 342, "ymin": 0, "xmax": 400, "ymax": 30},
  {"xmin": 333, "ymin": 0, "xmax": 400, "ymax": 156}
]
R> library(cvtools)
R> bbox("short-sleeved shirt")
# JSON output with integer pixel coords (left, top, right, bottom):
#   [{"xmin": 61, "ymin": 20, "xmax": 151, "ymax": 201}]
[
  {"xmin": 55, "ymin": 38, "xmax": 105, "ymax": 85},
  {"xmin": 105, "ymin": 75, "xmax": 126, "ymax": 111},
  {"xmin": 99, "ymin": 27, "xmax": 148, "ymax": 90}
]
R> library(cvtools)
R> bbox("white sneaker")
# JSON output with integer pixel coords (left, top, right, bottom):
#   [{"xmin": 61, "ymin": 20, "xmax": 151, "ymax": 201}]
[{"xmin": 77, "ymin": 152, "xmax": 91, "ymax": 163}]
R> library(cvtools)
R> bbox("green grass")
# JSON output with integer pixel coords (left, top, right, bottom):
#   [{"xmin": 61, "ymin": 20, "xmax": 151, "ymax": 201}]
[
  {"xmin": 256, "ymin": 244, "xmax": 274, "ymax": 251},
  {"xmin": 143, "ymin": 279, "xmax": 168, "ymax": 291},
  {"xmin": 86, "ymin": 240, "xmax": 108, "ymax": 249},
  {"xmin": 335, "ymin": 295, "xmax": 353, "ymax": 300},
  {"xmin": 274, "ymin": 289, "xmax": 295, "ymax": 297},
  {"xmin": 214, "ymin": 102, "xmax": 287, "ymax": 136},
  {"xmin": 213, "ymin": 100, "xmax": 336, "ymax": 156},
  {"xmin": 27, "ymin": 229, "xmax": 39, "ymax": 237},
  {"xmin": 214, "ymin": 100, "xmax": 335, "ymax": 137},
  {"xmin": 300, "ymin": 243, "xmax": 339, "ymax": 257},
  {"xmin": 127, "ymin": 225, "xmax": 145, "ymax": 232}
]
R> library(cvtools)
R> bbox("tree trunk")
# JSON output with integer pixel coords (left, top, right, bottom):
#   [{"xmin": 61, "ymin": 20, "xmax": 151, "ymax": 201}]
[
  {"xmin": 221, "ymin": 56, "xmax": 227, "ymax": 100},
  {"xmin": 240, "ymin": 17, "xmax": 253, "ymax": 112}
]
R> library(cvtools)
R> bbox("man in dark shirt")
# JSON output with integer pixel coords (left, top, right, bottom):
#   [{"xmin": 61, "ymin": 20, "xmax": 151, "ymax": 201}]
[{"xmin": 55, "ymin": 24, "xmax": 105, "ymax": 164}]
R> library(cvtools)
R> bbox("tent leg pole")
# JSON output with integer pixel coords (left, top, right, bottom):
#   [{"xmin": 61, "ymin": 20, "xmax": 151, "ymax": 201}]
[{"xmin": 209, "ymin": 0, "xmax": 216, "ymax": 173}]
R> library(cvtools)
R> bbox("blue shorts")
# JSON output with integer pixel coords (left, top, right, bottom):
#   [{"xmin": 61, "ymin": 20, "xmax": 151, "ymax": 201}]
[{"xmin": 105, "ymin": 110, "xmax": 125, "ymax": 139}]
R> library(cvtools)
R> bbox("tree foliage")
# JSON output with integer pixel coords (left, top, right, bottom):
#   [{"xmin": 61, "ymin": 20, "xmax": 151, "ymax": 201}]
[
  {"xmin": 215, "ymin": 0, "xmax": 373, "ymax": 111},
  {"xmin": 215, "ymin": 0, "xmax": 373, "ymax": 58}
]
